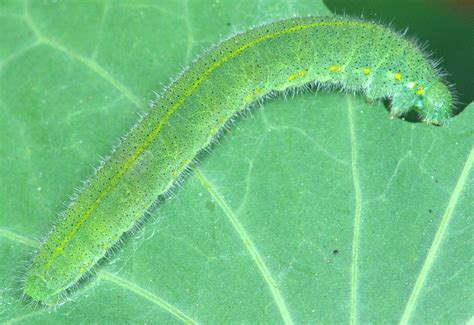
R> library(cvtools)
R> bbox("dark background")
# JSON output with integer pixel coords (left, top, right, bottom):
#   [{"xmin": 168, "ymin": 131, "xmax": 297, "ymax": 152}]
[{"xmin": 324, "ymin": 0, "xmax": 474, "ymax": 115}]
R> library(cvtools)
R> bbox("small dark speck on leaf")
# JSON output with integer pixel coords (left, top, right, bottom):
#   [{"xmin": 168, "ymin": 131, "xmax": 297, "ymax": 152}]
[
  {"xmin": 205, "ymin": 201, "xmax": 216, "ymax": 211},
  {"xmin": 333, "ymin": 249, "xmax": 339, "ymax": 255}
]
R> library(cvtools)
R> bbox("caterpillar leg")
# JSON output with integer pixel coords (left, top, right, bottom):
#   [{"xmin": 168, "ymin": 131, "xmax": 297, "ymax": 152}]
[{"xmin": 390, "ymin": 92, "xmax": 416, "ymax": 118}]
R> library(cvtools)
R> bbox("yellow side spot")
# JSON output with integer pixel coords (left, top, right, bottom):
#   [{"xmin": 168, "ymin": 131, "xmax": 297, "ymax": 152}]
[
  {"xmin": 80, "ymin": 267, "xmax": 85, "ymax": 274},
  {"xmin": 210, "ymin": 127, "xmax": 217, "ymax": 136},
  {"xmin": 244, "ymin": 94, "xmax": 252, "ymax": 103},
  {"xmin": 416, "ymin": 86, "xmax": 425, "ymax": 96},
  {"xmin": 394, "ymin": 73, "xmax": 402, "ymax": 81},
  {"xmin": 363, "ymin": 67, "xmax": 371, "ymax": 75},
  {"xmin": 298, "ymin": 70, "xmax": 306, "ymax": 77},
  {"xmin": 329, "ymin": 64, "xmax": 342, "ymax": 72},
  {"xmin": 288, "ymin": 73, "xmax": 298, "ymax": 81},
  {"xmin": 255, "ymin": 87, "xmax": 262, "ymax": 95}
]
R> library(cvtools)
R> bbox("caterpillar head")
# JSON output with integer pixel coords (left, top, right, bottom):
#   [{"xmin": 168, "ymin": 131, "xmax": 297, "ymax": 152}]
[{"xmin": 418, "ymin": 80, "xmax": 453, "ymax": 126}]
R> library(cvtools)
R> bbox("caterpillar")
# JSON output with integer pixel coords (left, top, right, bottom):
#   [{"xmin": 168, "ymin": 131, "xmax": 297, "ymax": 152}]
[{"xmin": 23, "ymin": 15, "xmax": 454, "ymax": 305}]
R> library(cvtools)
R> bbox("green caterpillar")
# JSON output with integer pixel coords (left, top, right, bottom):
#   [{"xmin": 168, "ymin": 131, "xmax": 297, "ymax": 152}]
[{"xmin": 24, "ymin": 16, "xmax": 454, "ymax": 305}]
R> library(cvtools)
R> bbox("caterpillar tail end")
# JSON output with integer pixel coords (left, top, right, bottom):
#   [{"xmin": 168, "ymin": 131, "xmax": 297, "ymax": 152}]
[{"xmin": 23, "ymin": 270, "xmax": 63, "ymax": 306}]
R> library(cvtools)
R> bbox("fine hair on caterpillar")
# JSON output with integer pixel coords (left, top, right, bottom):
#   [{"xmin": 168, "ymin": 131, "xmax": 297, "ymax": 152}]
[{"xmin": 23, "ymin": 15, "xmax": 458, "ymax": 306}]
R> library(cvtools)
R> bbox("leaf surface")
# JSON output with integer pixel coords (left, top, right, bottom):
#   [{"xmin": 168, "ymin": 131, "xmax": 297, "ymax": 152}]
[{"xmin": 0, "ymin": 1, "xmax": 472, "ymax": 323}]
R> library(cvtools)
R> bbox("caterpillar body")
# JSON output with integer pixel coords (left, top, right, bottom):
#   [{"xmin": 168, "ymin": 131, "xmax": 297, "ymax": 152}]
[{"xmin": 24, "ymin": 16, "xmax": 454, "ymax": 305}]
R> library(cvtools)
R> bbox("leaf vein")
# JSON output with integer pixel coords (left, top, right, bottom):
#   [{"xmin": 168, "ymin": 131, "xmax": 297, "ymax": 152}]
[
  {"xmin": 399, "ymin": 147, "xmax": 474, "ymax": 324},
  {"xmin": 193, "ymin": 167, "xmax": 294, "ymax": 325},
  {"xmin": 347, "ymin": 96, "xmax": 362, "ymax": 325},
  {"xmin": 100, "ymin": 272, "xmax": 197, "ymax": 324},
  {"xmin": 22, "ymin": 0, "xmax": 141, "ymax": 108}
]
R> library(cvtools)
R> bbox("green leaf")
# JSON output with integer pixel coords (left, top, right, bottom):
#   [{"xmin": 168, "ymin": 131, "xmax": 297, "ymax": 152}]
[{"xmin": 0, "ymin": 1, "xmax": 472, "ymax": 323}]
